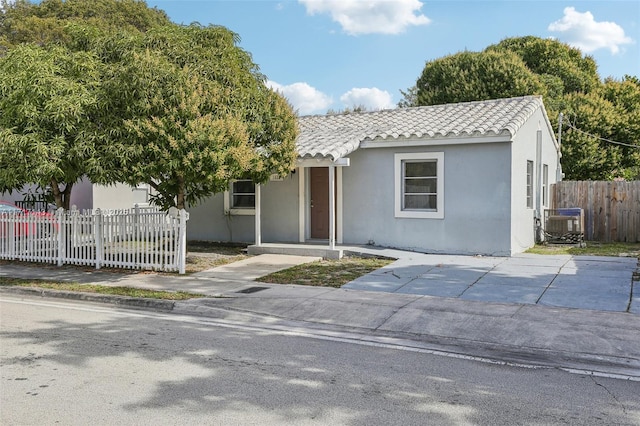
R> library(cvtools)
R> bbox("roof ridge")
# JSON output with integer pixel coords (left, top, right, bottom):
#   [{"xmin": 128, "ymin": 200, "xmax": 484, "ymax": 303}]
[{"xmin": 299, "ymin": 95, "xmax": 543, "ymax": 118}]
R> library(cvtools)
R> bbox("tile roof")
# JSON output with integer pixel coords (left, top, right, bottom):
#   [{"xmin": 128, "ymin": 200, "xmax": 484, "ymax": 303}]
[{"xmin": 296, "ymin": 95, "xmax": 545, "ymax": 160}]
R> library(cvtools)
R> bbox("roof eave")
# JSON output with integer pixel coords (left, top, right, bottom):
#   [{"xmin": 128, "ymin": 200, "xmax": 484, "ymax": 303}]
[
  {"xmin": 297, "ymin": 156, "xmax": 351, "ymax": 167},
  {"xmin": 360, "ymin": 133, "xmax": 513, "ymax": 149}
]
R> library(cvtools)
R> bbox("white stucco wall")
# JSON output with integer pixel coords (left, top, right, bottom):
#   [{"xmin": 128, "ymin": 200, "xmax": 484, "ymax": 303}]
[
  {"xmin": 92, "ymin": 183, "xmax": 146, "ymax": 210},
  {"xmin": 70, "ymin": 178, "xmax": 93, "ymax": 210},
  {"xmin": 186, "ymin": 172, "xmax": 300, "ymax": 243},
  {"xmin": 186, "ymin": 192, "xmax": 247, "ymax": 242},
  {"xmin": 341, "ymin": 141, "xmax": 514, "ymax": 256},
  {"xmin": 260, "ymin": 174, "xmax": 300, "ymax": 242},
  {"xmin": 510, "ymin": 108, "xmax": 560, "ymax": 254}
]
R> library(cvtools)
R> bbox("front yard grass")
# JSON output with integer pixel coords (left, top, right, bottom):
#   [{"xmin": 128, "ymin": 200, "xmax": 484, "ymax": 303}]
[
  {"xmin": 526, "ymin": 241, "xmax": 640, "ymax": 258},
  {"xmin": 185, "ymin": 241, "xmax": 248, "ymax": 274},
  {"xmin": 257, "ymin": 256, "xmax": 394, "ymax": 288},
  {"xmin": 0, "ymin": 277, "xmax": 206, "ymax": 300}
]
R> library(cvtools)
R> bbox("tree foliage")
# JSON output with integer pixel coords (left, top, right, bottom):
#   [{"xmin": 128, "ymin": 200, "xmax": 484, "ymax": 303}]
[
  {"xmin": 326, "ymin": 104, "xmax": 371, "ymax": 115},
  {"xmin": 0, "ymin": 43, "xmax": 100, "ymax": 209},
  {"xmin": 0, "ymin": 1, "xmax": 298, "ymax": 210},
  {"xmin": 0, "ymin": 0, "xmax": 170, "ymax": 208},
  {"xmin": 415, "ymin": 50, "xmax": 547, "ymax": 106},
  {"xmin": 403, "ymin": 36, "xmax": 640, "ymax": 180},
  {"xmin": 486, "ymin": 36, "xmax": 600, "ymax": 95},
  {"xmin": 96, "ymin": 24, "xmax": 298, "ymax": 210},
  {"xmin": 560, "ymin": 76, "xmax": 640, "ymax": 180},
  {"xmin": 0, "ymin": 0, "xmax": 170, "ymax": 50}
]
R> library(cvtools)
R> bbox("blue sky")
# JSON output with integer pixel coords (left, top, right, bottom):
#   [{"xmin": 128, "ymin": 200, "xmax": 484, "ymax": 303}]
[{"xmin": 147, "ymin": 0, "xmax": 639, "ymax": 115}]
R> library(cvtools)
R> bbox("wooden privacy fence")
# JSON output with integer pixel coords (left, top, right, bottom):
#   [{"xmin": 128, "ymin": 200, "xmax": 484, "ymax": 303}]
[
  {"xmin": 0, "ymin": 205, "xmax": 189, "ymax": 273},
  {"xmin": 551, "ymin": 181, "xmax": 640, "ymax": 243}
]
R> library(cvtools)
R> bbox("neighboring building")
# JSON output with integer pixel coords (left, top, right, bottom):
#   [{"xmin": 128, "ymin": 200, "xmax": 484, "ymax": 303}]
[
  {"xmin": 91, "ymin": 182, "xmax": 152, "ymax": 210},
  {"xmin": 186, "ymin": 95, "xmax": 561, "ymax": 256},
  {"xmin": 0, "ymin": 179, "xmax": 150, "ymax": 211}
]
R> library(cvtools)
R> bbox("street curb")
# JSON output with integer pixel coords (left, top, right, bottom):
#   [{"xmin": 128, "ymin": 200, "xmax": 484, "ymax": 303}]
[
  {"xmin": 172, "ymin": 302, "xmax": 640, "ymax": 379},
  {"xmin": 0, "ymin": 286, "xmax": 176, "ymax": 311}
]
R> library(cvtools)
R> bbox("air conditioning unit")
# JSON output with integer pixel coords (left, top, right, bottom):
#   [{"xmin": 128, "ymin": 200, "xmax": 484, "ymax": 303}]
[{"xmin": 544, "ymin": 208, "xmax": 584, "ymax": 244}]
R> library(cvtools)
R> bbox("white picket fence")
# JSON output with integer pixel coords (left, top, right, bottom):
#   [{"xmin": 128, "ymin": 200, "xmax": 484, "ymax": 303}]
[{"xmin": 0, "ymin": 205, "xmax": 189, "ymax": 274}]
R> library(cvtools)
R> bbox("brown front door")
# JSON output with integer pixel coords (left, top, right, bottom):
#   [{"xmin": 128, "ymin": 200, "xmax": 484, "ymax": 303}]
[{"xmin": 310, "ymin": 167, "xmax": 329, "ymax": 239}]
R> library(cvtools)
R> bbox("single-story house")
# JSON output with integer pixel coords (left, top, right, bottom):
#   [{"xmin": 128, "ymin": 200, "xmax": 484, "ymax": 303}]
[
  {"xmin": 186, "ymin": 95, "xmax": 561, "ymax": 257},
  {"xmin": 3, "ymin": 96, "xmax": 560, "ymax": 256}
]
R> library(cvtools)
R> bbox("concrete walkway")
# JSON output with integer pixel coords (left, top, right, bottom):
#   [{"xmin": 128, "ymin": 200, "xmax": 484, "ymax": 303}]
[
  {"xmin": 193, "ymin": 253, "xmax": 322, "ymax": 281},
  {"xmin": 1, "ymin": 250, "xmax": 639, "ymax": 378}
]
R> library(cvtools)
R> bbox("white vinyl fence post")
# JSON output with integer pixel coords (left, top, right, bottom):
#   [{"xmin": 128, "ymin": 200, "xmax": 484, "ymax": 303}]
[
  {"xmin": 134, "ymin": 204, "xmax": 140, "ymax": 266},
  {"xmin": 178, "ymin": 209, "xmax": 189, "ymax": 274},
  {"xmin": 8, "ymin": 211, "xmax": 15, "ymax": 259},
  {"xmin": 94, "ymin": 208, "xmax": 103, "ymax": 270},
  {"xmin": 254, "ymin": 183, "xmax": 261, "ymax": 246},
  {"xmin": 56, "ymin": 208, "xmax": 65, "ymax": 267}
]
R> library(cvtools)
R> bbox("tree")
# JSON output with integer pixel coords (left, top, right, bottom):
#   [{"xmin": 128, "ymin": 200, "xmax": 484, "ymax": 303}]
[
  {"xmin": 415, "ymin": 50, "xmax": 547, "ymax": 106},
  {"xmin": 0, "ymin": 0, "xmax": 170, "ymax": 50},
  {"xmin": 0, "ymin": 0, "xmax": 171, "ymax": 208},
  {"xmin": 97, "ymin": 24, "xmax": 298, "ymax": 210},
  {"xmin": 326, "ymin": 104, "xmax": 370, "ymax": 114},
  {"xmin": 0, "ymin": 44, "xmax": 100, "ymax": 209},
  {"xmin": 407, "ymin": 36, "xmax": 640, "ymax": 180},
  {"xmin": 0, "ymin": 2, "xmax": 298, "ymax": 210},
  {"xmin": 560, "ymin": 76, "xmax": 640, "ymax": 180},
  {"xmin": 397, "ymin": 85, "xmax": 417, "ymax": 108},
  {"xmin": 486, "ymin": 36, "xmax": 600, "ymax": 95}
]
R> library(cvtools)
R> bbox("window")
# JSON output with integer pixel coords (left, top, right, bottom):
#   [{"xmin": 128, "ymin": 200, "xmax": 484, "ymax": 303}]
[
  {"xmin": 231, "ymin": 180, "xmax": 255, "ymax": 208},
  {"xmin": 132, "ymin": 183, "xmax": 149, "ymax": 206},
  {"xmin": 526, "ymin": 160, "xmax": 534, "ymax": 209},
  {"xmin": 395, "ymin": 152, "xmax": 444, "ymax": 219},
  {"xmin": 224, "ymin": 180, "xmax": 255, "ymax": 215},
  {"xmin": 542, "ymin": 164, "xmax": 549, "ymax": 207}
]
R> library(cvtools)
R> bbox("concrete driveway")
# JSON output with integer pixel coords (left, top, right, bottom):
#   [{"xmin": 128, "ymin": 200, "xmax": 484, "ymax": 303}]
[{"xmin": 343, "ymin": 252, "xmax": 639, "ymax": 314}]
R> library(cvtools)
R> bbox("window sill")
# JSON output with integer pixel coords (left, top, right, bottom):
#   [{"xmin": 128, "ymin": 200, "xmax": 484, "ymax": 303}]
[
  {"xmin": 395, "ymin": 210, "xmax": 444, "ymax": 219},
  {"xmin": 227, "ymin": 208, "xmax": 255, "ymax": 216}
]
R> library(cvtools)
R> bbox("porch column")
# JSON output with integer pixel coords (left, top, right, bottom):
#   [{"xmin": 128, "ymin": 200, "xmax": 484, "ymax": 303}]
[
  {"xmin": 328, "ymin": 165, "xmax": 335, "ymax": 250},
  {"xmin": 254, "ymin": 183, "xmax": 261, "ymax": 246},
  {"xmin": 298, "ymin": 167, "xmax": 305, "ymax": 242}
]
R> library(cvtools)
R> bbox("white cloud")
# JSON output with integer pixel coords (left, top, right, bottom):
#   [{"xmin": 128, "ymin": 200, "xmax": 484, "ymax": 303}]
[
  {"xmin": 267, "ymin": 81, "xmax": 333, "ymax": 115},
  {"xmin": 548, "ymin": 7, "xmax": 634, "ymax": 54},
  {"xmin": 299, "ymin": 0, "xmax": 430, "ymax": 35},
  {"xmin": 340, "ymin": 87, "xmax": 395, "ymax": 110}
]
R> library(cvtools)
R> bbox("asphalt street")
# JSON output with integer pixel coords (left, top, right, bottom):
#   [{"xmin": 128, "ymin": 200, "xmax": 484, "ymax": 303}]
[
  {"xmin": 2, "ymin": 295, "xmax": 639, "ymax": 426},
  {"xmin": 1, "ymin": 249, "xmax": 639, "ymax": 379}
]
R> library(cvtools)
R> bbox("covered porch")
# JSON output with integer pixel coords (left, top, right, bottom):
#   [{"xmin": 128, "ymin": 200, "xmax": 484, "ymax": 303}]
[{"xmin": 251, "ymin": 157, "xmax": 350, "ymax": 259}]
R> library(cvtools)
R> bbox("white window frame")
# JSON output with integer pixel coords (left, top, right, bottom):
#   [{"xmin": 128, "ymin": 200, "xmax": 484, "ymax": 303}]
[
  {"xmin": 224, "ymin": 179, "xmax": 255, "ymax": 216},
  {"xmin": 526, "ymin": 160, "xmax": 534, "ymax": 209},
  {"xmin": 394, "ymin": 152, "xmax": 444, "ymax": 219}
]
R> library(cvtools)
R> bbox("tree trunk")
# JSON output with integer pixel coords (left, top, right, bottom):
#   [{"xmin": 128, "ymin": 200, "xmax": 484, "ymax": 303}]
[
  {"xmin": 176, "ymin": 177, "xmax": 185, "ymax": 210},
  {"xmin": 50, "ymin": 179, "xmax": 73, "ymax": 210},
  {"xmin": 50, "ymin": 178, "xmax": 63, "ymax": 209},
  {"xmin": 62, "ymin": 182, "xmax": 73, "ymax": 210}
]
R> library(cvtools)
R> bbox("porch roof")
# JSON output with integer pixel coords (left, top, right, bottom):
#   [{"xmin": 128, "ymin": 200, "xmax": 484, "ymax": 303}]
[{"xmin": 296, "ymin": 95, "xmax": 547, "ymax": 160}]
